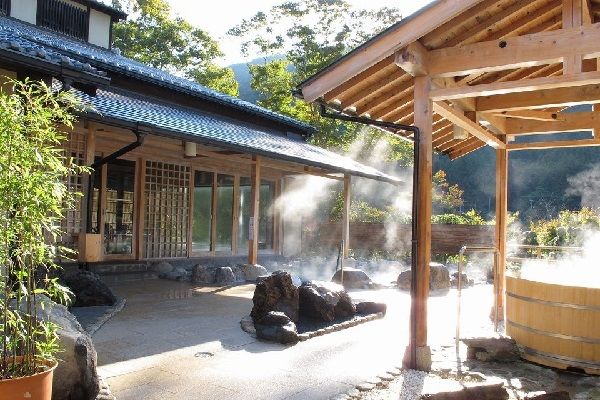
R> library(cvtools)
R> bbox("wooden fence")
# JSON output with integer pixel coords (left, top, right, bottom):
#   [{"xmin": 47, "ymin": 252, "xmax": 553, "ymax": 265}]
[{"xmin": 310, "ymin": 222, "xmax": 496, "ymax": 254}]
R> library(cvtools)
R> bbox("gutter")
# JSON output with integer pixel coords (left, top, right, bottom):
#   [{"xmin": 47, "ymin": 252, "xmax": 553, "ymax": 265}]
[
  {"xmin": 317, "ymin": 102, "xmax": 421, "ymax": 370},
  {"xmin": 85, "ymin": 126, "xmax": 147, "ymax": 233}
]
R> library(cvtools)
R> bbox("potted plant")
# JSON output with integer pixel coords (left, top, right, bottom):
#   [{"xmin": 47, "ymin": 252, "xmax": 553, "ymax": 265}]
[{"xmin": 0, "ymin": 79, "xmax": 86, "ymax": 399}]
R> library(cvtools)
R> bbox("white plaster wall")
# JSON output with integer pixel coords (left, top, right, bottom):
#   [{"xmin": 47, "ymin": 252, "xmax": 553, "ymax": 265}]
[
  {"xmin": 88, "ymin": 9, "xmax": 111, "ymax": 48},
  {"xmin": 10, "ymin": 0, "xmax": 37, "ymax": 24}
]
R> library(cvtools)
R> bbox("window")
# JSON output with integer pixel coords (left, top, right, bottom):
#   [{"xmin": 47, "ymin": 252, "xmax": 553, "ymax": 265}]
[
  {"xmin": 0, "ymin": 0, "xmax": 9, "ymax": 16},
  {"xmin": 105, "ymin": 159, "xmax": 135, "ymax": 255},
  {"xmin": 192, "ymin": 171, "xmax": 213, "ymax": 252},
  {"xmin": 37, "ymin": 0, "xmax": 89, "ymax": 41},
  {"xmin": 60, "ymin": 130, "xmax": 86, "ymax": 247},
  {"xmin": 215, "ymin": 174, "xmax": 234, "ymax": 251},
  {"xmin": 144, "ymin": 161, "xmax": 190, "ymax": 258},
  {"xmin": 238, "ymin": 178, "xmax": 275, "ymax": 252}
]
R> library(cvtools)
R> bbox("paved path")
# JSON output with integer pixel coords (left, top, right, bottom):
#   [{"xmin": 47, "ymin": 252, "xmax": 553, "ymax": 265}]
[{"xmin": 93, "ymin": 275, "xmax": 495, "ymax": 400}]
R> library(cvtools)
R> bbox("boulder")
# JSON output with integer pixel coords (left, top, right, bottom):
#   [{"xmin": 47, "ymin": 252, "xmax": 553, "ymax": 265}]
[
  {"xmin": 331, "ymin": 268, "xmax": 372, "ymax": 289},
  {"xmin": 152, "ymin": 261, "xmax": 174, "ymax": 274},
  {"xmin": 34, "ymin": 296, "xmax": 100, "ymax": 400},
  {"xmin": 251, "ymin": 271, "xmax": 299, "ymax": 322},
  {"xmin": 451, "ymin": 272, "xmax": 474, "ymax": 288},
  {"xmin": 397, "ymin": 263, "xmax": 451, "ymax": 291},
  {"xmin": 356, "ymin": 301, "xmax": 387, "ymax": 316},
  {"xmin": 161, "ymin": 267, "xmax": 191, "ymax": 281},
  {"xmin": 254, "ymin": 311, "xmax": 299, "ymax": 345},
  {"xmin": 461, "ymin": 337, "xmax": 520, "ymax": 362},
  {"xmin": 214, "ymin": 267, "xmax": 236, "ymax": 285},
  {"xmin": 526, "ymin": 392, "xmax": 571, "ymax": 400},
  {"xmin": 192, "ymin": 264, "xmax": 216, "ymax": 284},
  {"xmin": 299, "ymin": 281, "xmax": 356, "ymax": 322},
  {"xmin": 430, "ymin": 263, "xmax": 451, "ymax": 290},
  {"xmin": 63, "ymin": 271, "xmax": 116, "ymax": 307},
  {"xmin": 231, "ymin": 265, "xmax": 246, "ymax": 282},
  {"xmin": 421, "ymin": 383, "xmax": 508, "ymax": 400},
  {"xmin": 243, "ymin": 264, "xmax": 269, "ymax": 282}
]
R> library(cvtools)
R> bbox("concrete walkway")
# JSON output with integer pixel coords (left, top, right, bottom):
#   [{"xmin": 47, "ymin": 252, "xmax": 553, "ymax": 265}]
[{"xmin": 93, "ymin": 275, "xmax": 495, "ymax": 400}]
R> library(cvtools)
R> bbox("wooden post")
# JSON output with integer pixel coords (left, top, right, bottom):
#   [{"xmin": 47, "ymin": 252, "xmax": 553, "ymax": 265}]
[
  {"xmin": 563, "ymin": 0, "xmax": 583, "ymax": 74},
  {"xmin": 248, "ymin": 156, "xmax": 261, "ymax": 265},
  {"xmin": 405, "ymin": 76, "xmax": 433, "ymax": 371},
  {"xmin": 342, "ymin": 174, "xmax": 351, "ymax": 258},
  {"xmin": 495, "ymin": 144, "xmax": 508, "ymax": 323}
]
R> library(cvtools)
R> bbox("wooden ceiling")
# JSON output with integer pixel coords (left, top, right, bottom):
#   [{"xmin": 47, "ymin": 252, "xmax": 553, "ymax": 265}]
[{"xmin": 299, "ymin": 0, "xmax": 600, "ymax": 159}]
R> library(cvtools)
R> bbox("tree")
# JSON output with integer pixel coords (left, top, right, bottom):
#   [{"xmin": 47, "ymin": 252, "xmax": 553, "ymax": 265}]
[
  {"xmin": 111, "ymin": 0, "xmax": 238, "ymax": 96},
  {"xmin": 229, "ymin": 0, "xmax": 412, "ymax": 164},
  {"xmin": 433, "ymin": 170, "xmax": 464, "ymax": 214}
]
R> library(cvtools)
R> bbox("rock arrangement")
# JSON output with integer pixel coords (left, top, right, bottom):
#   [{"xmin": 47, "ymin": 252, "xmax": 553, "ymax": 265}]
[
  {"xmin": 63, "ymin": 270, "xmax": 117, "ymax": 307},
  {"xmin": 461, "ymin": 337, "xmax": 520, "ymax": 362},
  {"xmin": 154, "ymin": 261, "xmax": 267, "ymax": 285},
  {"xmin": 397, "ymin": 263, "xmax": 453, "ymax": 291},
  {"xmin": 249, "ymin": 271, "xmax": 385, "ymax": 344}
]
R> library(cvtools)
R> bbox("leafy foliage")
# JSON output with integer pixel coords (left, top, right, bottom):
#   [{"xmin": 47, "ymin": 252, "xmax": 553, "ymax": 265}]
[
  {"xmin": 431, "ymin": 210, "xmax": 487, "ymax": 225},
  {"xmin": 0, "ymin": 79, "xmax": 83, "ymax": 378},
  {"xmin": 527, "ymin": 208, "xmax": 600, "ymax": 247},
  {"xmin": 228, "ymin": 0, "xmax": 412, "ymax": 163},
  {"xmin": 112, "ymin": 0, "xmax": 238, "ymax": 96},
  {"xmin": 432, "ymin": 170, "xmax": 464, "ymax": 214}
]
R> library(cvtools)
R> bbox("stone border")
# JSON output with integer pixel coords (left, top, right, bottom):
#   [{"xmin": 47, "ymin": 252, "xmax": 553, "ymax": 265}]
[
  {"xmin": 240, "ymin": 312, "xmax": 385, "ymax": 342},
  {"xmin": 86, "ymin": 298, "xmax": 126, "ymax": 336},
  {"xmin": 96, "ymin": 377, "xmax": 116, "ymax": 400},
  {"xmin": 297, "ymin": 312, "xmax": 385, "ymax": 341},
  {"xmin": 330, "ymin": 365, "xmax": 404, "ymax": 400}
]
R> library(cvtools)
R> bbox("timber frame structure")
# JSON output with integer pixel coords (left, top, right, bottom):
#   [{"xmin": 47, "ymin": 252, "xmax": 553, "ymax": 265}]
[{"xmin": 296, "ymin": 0, "xmax": 600, "ymax": 371}]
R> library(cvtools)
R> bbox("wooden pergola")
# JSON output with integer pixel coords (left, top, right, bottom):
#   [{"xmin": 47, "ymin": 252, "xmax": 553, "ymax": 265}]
[{"xmin": 296, "ymin": 0, "xmax": 600, "ymax": 371}]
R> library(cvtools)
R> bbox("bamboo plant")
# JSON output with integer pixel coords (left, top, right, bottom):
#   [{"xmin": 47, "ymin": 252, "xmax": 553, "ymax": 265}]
[{"xmin": 0, "ymin": 79, "xmax": 86, "ymax": 379}]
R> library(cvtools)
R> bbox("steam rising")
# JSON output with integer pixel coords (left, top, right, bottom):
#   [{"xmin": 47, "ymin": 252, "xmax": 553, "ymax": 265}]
[{"xmin": 566, "ymin": 163, "xmax": 600, "ymax": 208}]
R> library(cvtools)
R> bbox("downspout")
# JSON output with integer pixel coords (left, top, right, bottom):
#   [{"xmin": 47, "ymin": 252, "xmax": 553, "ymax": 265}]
[
  {"xmin": 85, "ymin": 127, "xmax": 146, "ymax": 234},
  {"xmin": 318, "ymin": 103, "xmax": 421, "ymax": 369}
]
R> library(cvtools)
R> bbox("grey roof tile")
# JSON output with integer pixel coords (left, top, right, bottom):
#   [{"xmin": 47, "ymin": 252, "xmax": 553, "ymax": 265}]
[{"xmin": 74, "ymin": 87, "xmax": 400, "ymax": 184}]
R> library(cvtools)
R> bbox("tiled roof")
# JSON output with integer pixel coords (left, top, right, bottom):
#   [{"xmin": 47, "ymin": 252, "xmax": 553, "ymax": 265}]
[
  {"xmin": 74, "ymin": 86, "xmax": 401, "ymax": 184},
  {"xmin": 0, "ymin": 15, "xmax": 314, "ymax": 134}
]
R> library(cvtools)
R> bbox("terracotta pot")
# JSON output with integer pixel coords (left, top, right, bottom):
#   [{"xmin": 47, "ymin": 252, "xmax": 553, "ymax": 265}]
[{"xmin": 0, "ymin": 358, "xmax": 58, "ymax": 400}]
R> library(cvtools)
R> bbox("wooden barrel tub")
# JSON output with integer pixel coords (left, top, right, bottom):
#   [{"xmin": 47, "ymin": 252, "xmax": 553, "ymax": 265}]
[{"xmin": 506, "ymin": 275, "xmax": 600, "ymax": 374}]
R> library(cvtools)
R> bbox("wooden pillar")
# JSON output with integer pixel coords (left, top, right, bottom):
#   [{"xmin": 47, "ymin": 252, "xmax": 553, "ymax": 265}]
[
  {"xmin": 405, "ymin": 76, "xmax": 433, "ymax": 371},
  {"xmin": 342, "ymin": 174, "xmax": 351, "ymax": 258},
  {"xmin": 563, "ymin": 0, "xmax": 583, "ymax": 74},
  {"xmin": 248, "ymin": 156, "xmax": 261, "ymax": 265},
  {"xmin": 494, "ymin": 145, "xmax": 508, "ymax": 323}
]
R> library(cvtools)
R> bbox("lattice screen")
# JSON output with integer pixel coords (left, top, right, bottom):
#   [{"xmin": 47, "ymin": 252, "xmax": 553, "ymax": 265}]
[
  {"xmin": 144, "ymin": 161, "xmax": 191, "ymax": 258},
  {"xmin": 60, "ymin": 130, "xmax": 86, "ymax": 246}
]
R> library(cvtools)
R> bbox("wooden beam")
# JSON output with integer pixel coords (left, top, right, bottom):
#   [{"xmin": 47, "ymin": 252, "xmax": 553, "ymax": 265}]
[
  {"xmin": 508, "ymin": 138, "xmax": 600, "ymax": 150},
  {"xmin": 407, "ymin": 75, "xmax": 432, "ymax": 371},
  {"xmin": 476, "ymin": 83, "xmax": 600, "ymax": 112},
  {"xmin": 505, "ymin": 111, "xmax": 600, "ymax": 134},
  {"xmin": 583, "ymin": 0, "xmax": 594, "ymax": 24},
  {"xmin": 427, "ymin": 23, "xmax": 600, "ymax": 77},
  {"xmin": 433, "ymin": 101, "xmax": 505, "ymax": 148},
  {"xmin": 395, "ymin": 41, "xmax": 429, "ymax": 77},
  {"xmin": 492, "ymin": 110, "xmax": 562, "ymax": 121},
  {"xmin": 430, "ymin": 71, "xmax": 600, "ymax": 100},
  {"xmin": 448, "ymin": 138, "xmax": 486, "ymax": 159},
  {"xmin": 300, "ymin": 0, "xmax": 486, "ymax": 102},
  {"xmin": 342, "ymin": 174, "xmax": 351, "ymax": 258},
  {"xmin": 494, "ymin": 142, "xmax": 508, "ymax": 323},
  {"xmin": 248, "ymin": 155, "xmax": 261, "ymax": 265}
]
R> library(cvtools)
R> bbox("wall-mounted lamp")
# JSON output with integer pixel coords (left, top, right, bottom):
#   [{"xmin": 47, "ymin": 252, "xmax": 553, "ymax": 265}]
[{"xmin": 184, "ymin": 141, "xmax": 197, "ymax": 157}]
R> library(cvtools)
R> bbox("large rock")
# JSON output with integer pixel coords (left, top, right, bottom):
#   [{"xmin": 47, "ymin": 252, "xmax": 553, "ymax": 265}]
[
  {"xmin": 192, "ymin": 264, "xmax": 216, "ymax": 284},
  {"xmin": 331, "ymin": 268, "xmax": 372, "ymax": 289},
  {"xmin": 161, "ymin": 267, "xmax": 191, "ymax": 282},
  {"xmin": 152, "ymin": 261, "xmax": 174, "ymax": 274},
  {"xmin": 461, "ymin": 337, "xmax": 520, "ymax": 362},
  {"xmin": 254, "ymin": 311, "xmax": 299, "ymax": 344},
  {"xmin": 35, "ymin": 296, "xmax": 100, "ymax": 400},
  {"xmin": 243, "ymin": 264, "xmax": 268, "ymax": 282},
  {"xmin": 356, "ymin": 301, "xmax": 387, "ymax": 316},
  {"xmin": 214, "ymin": 267, "xmax": 236, "ymax": 285},
  {"xmin": 231, "ymin": 265, "xmax": 246, "ymax": 282},
  {"xmin": 451, "ymin": 272, "xmax": 474, "ymax": 288},
  {"xmin": 63, "ymin": 271, "xmax": 116, "ymax": 307},
  {"xmin": 251, "ymin": 271, "xmax": 299, "ymax": 322},
  {"xmin": 299, "ymin": 281, "xmax": 356, "ymax": 322},
  {"xmin": 525, "ymin": 392, "xmax": 571, "ymax": 400},
  {"xmin": 397, "ymin": 263, "xmax": 451, "ymax": 291}
]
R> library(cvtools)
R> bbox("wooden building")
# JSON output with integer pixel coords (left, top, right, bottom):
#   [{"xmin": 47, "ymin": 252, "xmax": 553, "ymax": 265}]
[
  {"xmin": 0, "ymin": 0, "xmax": 399, "ymax": 268},
  {"xmin": 295, "ymin": 0, "xmax": 600, "ymax": 370}
]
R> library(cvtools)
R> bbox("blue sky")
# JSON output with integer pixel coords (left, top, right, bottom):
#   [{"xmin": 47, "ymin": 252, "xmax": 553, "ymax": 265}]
[{"xmin": 165, "ymin": 0, "xmax": 435, "ymax": 65}]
